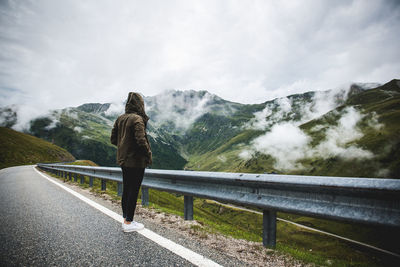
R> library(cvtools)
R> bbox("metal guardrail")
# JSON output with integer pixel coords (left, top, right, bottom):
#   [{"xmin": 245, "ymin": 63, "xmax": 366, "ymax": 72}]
[{"xmin": 37, "ymin": 163, "xmax": 400, "ymax": 248}]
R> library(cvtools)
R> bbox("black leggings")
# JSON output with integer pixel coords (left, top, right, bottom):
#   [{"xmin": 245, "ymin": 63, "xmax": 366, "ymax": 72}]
[{"xmin": 121, "ymin": 167, "xmax": 145, "ymax": 222}]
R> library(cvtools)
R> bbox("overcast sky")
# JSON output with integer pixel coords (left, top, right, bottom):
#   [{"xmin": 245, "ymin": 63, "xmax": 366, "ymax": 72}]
[{"xmin": 1, "ymin": 0, "xmax": 399, "ymax": 113}]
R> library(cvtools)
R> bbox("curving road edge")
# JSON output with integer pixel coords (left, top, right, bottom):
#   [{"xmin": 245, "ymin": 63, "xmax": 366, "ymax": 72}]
[{"xmin": 33, "ymin": 167, "xmax": 222, "ymax": 267}]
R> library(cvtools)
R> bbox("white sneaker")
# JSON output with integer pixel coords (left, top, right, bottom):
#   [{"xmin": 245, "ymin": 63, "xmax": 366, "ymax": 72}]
[{"xmin": 122, "ymin": 221, "xmax": 144, "ymax": 232}]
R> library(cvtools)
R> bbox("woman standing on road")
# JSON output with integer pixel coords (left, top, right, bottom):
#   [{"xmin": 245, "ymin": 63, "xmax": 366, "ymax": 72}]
[{"xmin": 111, "ymin": 92, "xmax": 152, "ymax": 232}]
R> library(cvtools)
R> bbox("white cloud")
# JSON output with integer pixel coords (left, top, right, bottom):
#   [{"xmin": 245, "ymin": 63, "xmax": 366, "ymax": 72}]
[
  {"xmin": 314, "ymin": 107, "xmax": 373, "ymax": 159},
  {"xmin": 252, "ymin": 123, "xmax": 311, "ymax": 170},
  {"xmin": 245, "ymin": 83, "xmax": 355, "ymax": 131},
  {"xmin": 238, "ymin": 150, "xmax": 253, "ymax": 161},
  {"xmin": 64, "ymin": 108, "xmax": 79, "ymax": 120},
  {"xmin": 44, "ymin": 118, "xmax": 59, "ymax": 131},
  {"xmin": 74, "ymin": 126, "xmax": 83, "ymax": 133},
  {"xmin": 145, "ymin": 90, "xmax": 236, "ymax": 132},
  {"xmin": 244, "ymin": 106, "xmax": 377, "ymax": 171},
  {"xmin": 368, "ymin": 112, "xmax": 384, "ymax": 131},
  {"xmin": 12, "ymin": 106, "xmax": 53, "ymax": 131},
  {"xmin": 104, "ymin": 102, "xmax": 125, "ymax": 117},
  {"xmin": 245, "ymin": 97, "xmax": 293, "ymax": 130}
]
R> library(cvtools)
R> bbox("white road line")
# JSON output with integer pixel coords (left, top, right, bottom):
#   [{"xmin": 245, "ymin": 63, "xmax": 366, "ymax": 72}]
[
  {"xmin": 210, "ymin": 200, "xmax": 400, "ymax": 258},
  {"xmin": 33, "ymin": 167, "xmax": 222, "ymax": 267}
]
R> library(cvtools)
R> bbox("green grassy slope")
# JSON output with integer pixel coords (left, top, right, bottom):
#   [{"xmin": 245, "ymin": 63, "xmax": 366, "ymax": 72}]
[
  {"xmin": 29, "ymin": 110, "xmax": 117, "ymax": 167},
  {"xmin": 0, "ymin": 127, "xmax": 75, "ymax": 169},
  {"xmin": 29, "ymin": 107, "xmax": 187, "ymax": 169},
  {"xmin": 298, "ymin": 79, "xmax": 400, "ymax": 178},
  {"xmin": 186, "ymin": 79, "xmax": 400, "ymax": 178}
]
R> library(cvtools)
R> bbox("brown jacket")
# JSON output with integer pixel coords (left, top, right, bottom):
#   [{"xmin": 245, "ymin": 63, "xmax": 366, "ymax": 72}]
[{"xmin": 111, "ymin": 92, "xmax": 152, "ymax": 168}]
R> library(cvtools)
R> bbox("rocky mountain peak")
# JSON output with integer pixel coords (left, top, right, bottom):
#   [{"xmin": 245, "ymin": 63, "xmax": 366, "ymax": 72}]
[{"xmin": 77, "ymin": 103, "xmax": 111, "ymax": 114}]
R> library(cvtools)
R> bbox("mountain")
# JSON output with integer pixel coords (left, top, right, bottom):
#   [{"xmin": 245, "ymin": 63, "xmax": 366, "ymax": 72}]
[
  {"xmin": 0, "ymin": 127, "xmax": 75, "ymax": 169},
  {"xmin": 1, "ymin": 79, "xmax": 399, "ymax": 178},
  {"xmin": 186, "ymin": 79, "xmax": 400, "ymax": 178}
]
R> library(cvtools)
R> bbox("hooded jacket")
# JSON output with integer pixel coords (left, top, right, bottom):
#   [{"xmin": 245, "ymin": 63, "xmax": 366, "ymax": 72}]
[{"xmin": 111, "ymin": 92, "xmax": 152, "ymax": 168}]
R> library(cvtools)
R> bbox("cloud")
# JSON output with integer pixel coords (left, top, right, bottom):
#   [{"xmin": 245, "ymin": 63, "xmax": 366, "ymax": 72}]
[
  {"xmin": 246, "ymin": 97, "xmax": 294, "ymax": 130},
  {"xmin": 244, "ymin": 106, "xmax": 376, "ymax": 171},
  {"xmin": 0, "ymin": 0, "xmax": 399, "ymax": 130},
  {"xmin": 314, "ymin": 107, "xmax": 374, "ymax": 160},
  {"xmin": 368, "ymin": 112, "xmax": 384, "ymax": 131},
  {"xmin": 251, "ymin": 122, "xmax": 311, "ymax": 170},
  {"xmin": 104, "ymin": 102, "xmax": 125, "ymax": 117},
  {"xmin": 74, "ymin": 126, "xmax": 83, "ymax": 133},
  {"xmin": 146, "ymin": 90, "xmax": 224, "ymax": 132},
  {"xmin": 245, "ymin": 84, "xmax": 354, "ymax": 131},
  {"xmin": 64, "ymin": 108, "xmax": 79, "ymax": 120}
]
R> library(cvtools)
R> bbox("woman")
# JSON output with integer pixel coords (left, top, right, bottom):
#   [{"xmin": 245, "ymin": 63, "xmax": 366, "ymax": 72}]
[{"xmin": 111, "ymin": 92, "xmax": 152, "ymax": 232}]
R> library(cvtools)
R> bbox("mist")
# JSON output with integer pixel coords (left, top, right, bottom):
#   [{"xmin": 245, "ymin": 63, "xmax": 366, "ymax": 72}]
[
  {"xmin": 91, "ymin": 90, "xmax": 233, "ymax": 132},
  {"xmin": 241, "ymin": 92, "xmax": 379, "ymax": 171},
  {"xmin": 145, "ymin": 90, "xmax": 236, "ymax": 132}
]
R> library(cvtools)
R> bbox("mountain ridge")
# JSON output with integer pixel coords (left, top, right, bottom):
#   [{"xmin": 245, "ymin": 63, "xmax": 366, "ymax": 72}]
[{"xmin": 1, "ymin": 80, "xmax": 398, "ymax": 178}]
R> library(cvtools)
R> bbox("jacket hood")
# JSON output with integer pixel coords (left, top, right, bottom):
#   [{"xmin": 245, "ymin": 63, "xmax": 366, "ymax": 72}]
[{"xmin": 125, "ymin": 92, "xmax": 149, "ymax": 123}]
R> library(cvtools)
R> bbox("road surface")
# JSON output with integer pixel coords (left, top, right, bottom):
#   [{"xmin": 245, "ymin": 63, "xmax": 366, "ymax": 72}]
[{"xmin": 0, "ymin": 165, "xmax": 225, "ymax": 266}]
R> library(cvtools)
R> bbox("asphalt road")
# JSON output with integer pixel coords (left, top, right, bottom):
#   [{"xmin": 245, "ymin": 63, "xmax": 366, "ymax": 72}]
[{"xmin": 0, "ymin": 165, "xmax": 198, "ymax": 266}]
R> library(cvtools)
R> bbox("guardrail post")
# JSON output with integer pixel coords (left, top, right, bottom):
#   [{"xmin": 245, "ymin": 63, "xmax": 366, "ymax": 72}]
[
  {"xmin": 141, "ymin": 187, "xmax": 149, "ymax": 206},
  {"xmin": 80, "ymin": 175, "xmax": 84, "ymax": 184},
  {"xmin": 184, "ymin": 195, "xmax": 194, "ymax": 221},
  {"xmin": 74, "ymin": 174, "xmax": 78, "ymax": 182},
  {"xmin": 68, "ymin": 172, "xmax": 72, "ymax": 181},
  {"xmin": 89, "ymin": 177, "xmax": 94, "ymax": 187},
  {"xmin": 101, "ymin": 179, "xmax": 106, "ymax": 191},
  {"xmin": 263, "ymin": 210, "xmax": 277, "ymax": 248},
  {"xmin": 117, "ymin": 183, "xmax": 123, "ymax": 196}
]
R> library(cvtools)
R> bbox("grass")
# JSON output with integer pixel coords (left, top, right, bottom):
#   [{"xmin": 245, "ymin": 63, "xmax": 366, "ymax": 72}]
[
  {"xmin": 45, "ymin": 161, "xmax": 400, "ymax": 267},
  {"xmin": 152, "ymin": 194, "xmax": 399, "ymax": 266},
  {"xmin": 0, "ymin": 127, "xmax": 75, "ymax": 169},
  {"xmin": 64, "ymin": 160, "xmax": 98, "ymax": 166}
]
